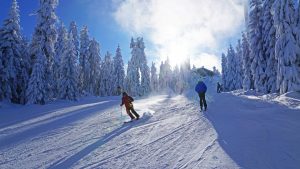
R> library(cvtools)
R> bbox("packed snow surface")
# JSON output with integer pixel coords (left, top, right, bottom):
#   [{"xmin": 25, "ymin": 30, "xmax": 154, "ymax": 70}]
[{"xmin": 0, "ymin": 90, "xmax": 300, "ymax": 169}]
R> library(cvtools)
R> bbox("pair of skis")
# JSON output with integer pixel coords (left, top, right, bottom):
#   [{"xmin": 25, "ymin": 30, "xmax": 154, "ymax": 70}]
[{"xmin": 124, "ymin": 118, "xmax": 139, "ymax": 124}]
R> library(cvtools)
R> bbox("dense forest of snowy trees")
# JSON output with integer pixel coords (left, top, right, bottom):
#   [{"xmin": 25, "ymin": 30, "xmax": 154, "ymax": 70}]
[
  {"xmin": 222, "ymin": 0, "xmax": 300, "ymax": 94},
  {"xmin": 0, "ymin": 0, "xmax": 194, "ymax": 105}
]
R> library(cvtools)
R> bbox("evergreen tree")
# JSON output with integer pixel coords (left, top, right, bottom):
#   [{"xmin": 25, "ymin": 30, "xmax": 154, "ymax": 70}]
[
  {"xmin": 296, "ymin": 1, "xmax": 300, "ymax": 80},
  {"xmin": 0, "ymin": 49, "xmax": 5, "ymax": 100},
  {"xmin": 79, "ymin": 26, "xmax": 90, "ymax": 94},
  {"xmin": 262, "ymin": 0, "xmax": 277, "ymax": 93},
  {"xmin": 235, "ymin": 39, "xmax": 244, "ymax": 89},
  {"xmin": 59, "ymin": 33, "xmax": 78, "ymax": 100},
  {"xmin": 158, "ymin": 61, "xmax": 165, "ymax": 90},
  {"xmin": 101, "ymin": 52, "xmax": 113, "ymax": 96},
  {"xmin": 272, "ymin": 0, "xmax": 300, "ymax": 94},
  {"xmin": 0, "ymin": 0, "xmax": 23, "ymax": 103},
  {"xmin": 54, "ymin": 23, "xmax": 67, "ymax": 98},
  {"xmin": 150, "ymin": 62, "xmax": 158, "ymax": 92},
  {"xmin": 249, "ymin": 0, "xmax": 266, "ymax": 92},
  {"xmin": 69, "ymin": 21, "xmax": 79, "ymax": 61},
  {"xmin": 29, "ymin": 0, "xmax": 58, "ymax": 102},
  {"xmin": 126, "ymin": 38, "xmax": 140, "ymax": 96},
  {"xmin": 88, "ymin": 39, "xmax": 101, "ymax": 95},
  {"xmin": 226, "ymin": 45, "xmax": 237, "ymax": 91},
  {"xmin": 137, "ymin": 38, "xmax": 151, "ymax": 95},
  {"xmin": 221, "ymin": 53, "xmax": 228, "ymax": 90},
  {"xmin": 113, "ymin": 45, "xmax": 125, "ymax": 95},
  {"xmin": 297, "ymin": 1, "xmax": 300, "ymax": 43},
  {"xmin": 157, "ymin": 58, "xmax": 173, "ymax": 91},
  {"xmin": 158, "ymin": 57, "xmax": 172, "ymax": 90},
  {"xmin": 68, "ymin": 21, "xmax": 80, "ymax": 94},
  {"xmin": 124, "ymin": 60, "xmax": 134, "ymax": 95},
  {"xmin": 241, "ymin": 32, "xmax": 253, "ymax": 90},
  {"xmin": 180, "ymin": 58, "xmax": 191, "ymax": 89},
  {"xmin": 164, "ymin": 57, "xmax": 172, "ymax": 89},
  {"xmin": 172, "ymin": 65, "xmax": 181, "ymax": 93},
  {"xmin": 125, "ymin": 37, "xmax": 151, "ymax": 96},
  {"xmin": 19, "ymin": 37, "xmax": 30, "ymax": 104},
  {"xmin": 26, "ymin": 47, "xmax": 47, "ymax": 104}
]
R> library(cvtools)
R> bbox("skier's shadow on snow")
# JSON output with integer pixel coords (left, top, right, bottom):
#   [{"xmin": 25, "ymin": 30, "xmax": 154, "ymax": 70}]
[{"xmin": 49, "ymin": 115, "xmax": 151, "ymax": 169}]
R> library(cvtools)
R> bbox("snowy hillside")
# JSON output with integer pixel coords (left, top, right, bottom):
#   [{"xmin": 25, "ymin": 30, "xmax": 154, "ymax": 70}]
[{"xmin": 1, "ymin": 87, "xmax": 299, "ymax": 169}]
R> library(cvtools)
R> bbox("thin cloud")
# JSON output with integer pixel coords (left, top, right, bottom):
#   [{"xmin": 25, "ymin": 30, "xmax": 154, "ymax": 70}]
[{"xmin": 113, "ymin": 0, "xmax": 245, "ymax": 70}]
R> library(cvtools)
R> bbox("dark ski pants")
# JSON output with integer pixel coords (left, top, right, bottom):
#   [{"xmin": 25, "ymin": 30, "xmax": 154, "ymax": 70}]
[
  {"xmin": 126, "ymin": 107, "xmax": 140, "ymax": 120},
  {"xmin": 198, "ymin": 92, "xmax": 207, "ymax": 110}
]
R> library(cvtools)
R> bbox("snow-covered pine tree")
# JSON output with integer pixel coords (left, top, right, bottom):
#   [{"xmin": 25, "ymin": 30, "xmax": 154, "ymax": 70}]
[
  {"xmin": 79, "ymin": 26, "xmax": 90, "ymax": 94},
  {"xmin": 19, "ymin": 37, "xmax": 30, "ymax": 104},
  {"xmin": 172, "ymin": 65, "xmax": 181, "ymax": 93},
  {"xmin": 0, "ymin": 0, "xmax": 23, "ymax": 103},
  {"xmin": 150, "ymin": 62, "xmax": 158, "ymax": 92},
  {"xmin": 69, "ymin": 21, "xmax": 79, "ymax": 61},
  {"xmin": 137, "ymin": 38, "xmax": 151, "ymax": 95},
  {"xmin": 140, "ymin": 63, "xmax": 151, "ymax": 95},
  {"xmin": 124, "ymin": 60, "xmax": 133, "ymax": 94},
  {"xmin": 112, "ymin": 45, "xmax": 125, "ymax": 95},
  {"xmin": 125, "ymin": 37, "xmax": 151, "ymax": 96},
  {"xmin": 164, "ymin": 57, "xmax": 172, "ymax": 89},
  {"xmin": 101, "ymin": 52, "xmax": 113, "ymax": 96},
  {"xmin": 126, "ymin": 38, "xmax": 140, "ymax": 96},
  {"xmin": 59, "ymin": 33, "xmax": 78, "ymax": 100},
  {"xmin": 226, "ymin": 44, "xmax": 237, "ymax": 91},
  {"xmin": 166, "ymin": 57, "xmax": 173, "ymax": 88},
  {"xmin": 241, "ymin": 32, "xmax": 253, "ymax": 90},
  {"xmin": 262, "ymin": 0, "xmax": 277, "ymax": 93},
  {"xmin": 221, "ymin": 53, "xmax": 228, "ymax": 91},
  {"xmin": 88, "ymin": 39, "xmax": 101, "ymax": 95},
  {"xmin": 235, "ymin": 39, "xmax": 244, "ymax": 89},
  {"xmin": 296, "ymin": 1, "xmax": 300, "ymax": 83},
  {"xmin": 158, "ymin": 61, "xmax": 165, "ymax": 90},
  {"xmin": 249, "ymin": 0, "xmax": 267, "ymax": 93},
  {"xmin": 54, "ymin": 23, "xmax": 67, "ymax": 98},
  {"xmin": 180, "ymin": 58, "xmax": 192, "ymax": 89},
  {"xmin": 29, "ymin": 0, "xmax": 58, "ymax": 103},
  {"xmin": 272, "ymin": 0, "xmax": 300, "ymax": 94},
  {"xmin": 0, "ymin": 49, "xmax": 4, "ymax": 101},
  {"xmin": 157, "ymin": 58, "xmax": 173, "ymax": 91},
  {"xmin": 26, "ymin": 47, "xmax": 47, "ymax": 105}
]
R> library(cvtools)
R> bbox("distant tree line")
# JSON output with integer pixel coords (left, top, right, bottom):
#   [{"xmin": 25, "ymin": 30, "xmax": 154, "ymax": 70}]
[{"xmin": 0, "ymin": 0, "xmax": 193, "ymax": 105}]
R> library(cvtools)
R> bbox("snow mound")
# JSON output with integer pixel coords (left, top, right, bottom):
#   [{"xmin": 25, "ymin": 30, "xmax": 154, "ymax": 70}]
[
  {"xmin": 231, "ymin": 90, "xmax": 300, "ymax": 110},
  {"xmin": 274, "ymin": 92, "xmax": 300, "ymax": 109},
  {"xmin": 141, "ymin": 110, "xmax": 155, "ymax": 117}
]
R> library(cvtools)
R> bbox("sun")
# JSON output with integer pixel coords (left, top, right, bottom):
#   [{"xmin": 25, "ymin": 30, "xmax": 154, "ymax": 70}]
[{"xmin": 158, "ymin": 43, "xmax": 190, "ymax": 68}]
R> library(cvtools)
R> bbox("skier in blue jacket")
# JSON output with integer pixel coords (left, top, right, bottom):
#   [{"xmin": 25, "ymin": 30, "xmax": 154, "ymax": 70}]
[{"xmin": 195, "ymin": 80, "xmax": 207, "ymax": 111}]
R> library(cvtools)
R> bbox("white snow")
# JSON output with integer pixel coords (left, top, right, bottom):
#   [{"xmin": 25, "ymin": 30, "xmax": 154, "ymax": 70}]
[{"xmin": 1, "ymin": 89, "xmax": 300, "ymax": 168}]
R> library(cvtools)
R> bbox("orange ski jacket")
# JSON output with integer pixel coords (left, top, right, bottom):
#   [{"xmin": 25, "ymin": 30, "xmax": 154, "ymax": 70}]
[{"xmin": 121, "ymin": 95, "xmax": 134, "ymax": 109}]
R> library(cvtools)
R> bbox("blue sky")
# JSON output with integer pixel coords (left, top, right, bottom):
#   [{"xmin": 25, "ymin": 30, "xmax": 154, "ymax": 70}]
[
  {"xmin": 0, "ymin": 0, "xmax": 133, "ymax": 64},
  {"xmin": 0, "ymin": 0, "xmax": 246, "ymax": 70}
]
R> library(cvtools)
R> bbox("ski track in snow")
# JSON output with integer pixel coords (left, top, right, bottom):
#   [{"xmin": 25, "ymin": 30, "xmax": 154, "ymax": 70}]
[{"xmin": 0, "ymin": 91, "xmax": 300, "ymax": 169}]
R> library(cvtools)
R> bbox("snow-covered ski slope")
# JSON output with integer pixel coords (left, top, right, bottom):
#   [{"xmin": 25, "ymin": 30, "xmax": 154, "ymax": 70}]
[{"xmin": 1, "ymin": 88, "xmax": 300, "ymax": 168}]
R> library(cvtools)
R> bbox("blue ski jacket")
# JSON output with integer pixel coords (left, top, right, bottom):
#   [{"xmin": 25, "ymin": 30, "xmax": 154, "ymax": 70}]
[{"xmin": 195, "ymin": 81, "xmax": 207, "ymax": 93}]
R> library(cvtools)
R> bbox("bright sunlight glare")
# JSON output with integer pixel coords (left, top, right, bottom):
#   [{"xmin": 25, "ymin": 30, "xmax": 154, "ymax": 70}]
[{"xmin": 113, "ymin": 0, "xmax": 245, "ymax": 70}]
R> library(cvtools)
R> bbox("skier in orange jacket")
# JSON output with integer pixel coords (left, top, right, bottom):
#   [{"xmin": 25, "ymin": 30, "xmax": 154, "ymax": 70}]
[{"xmin": 120, "ymin": 92, "xmax": 140, "ymax": 120}]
